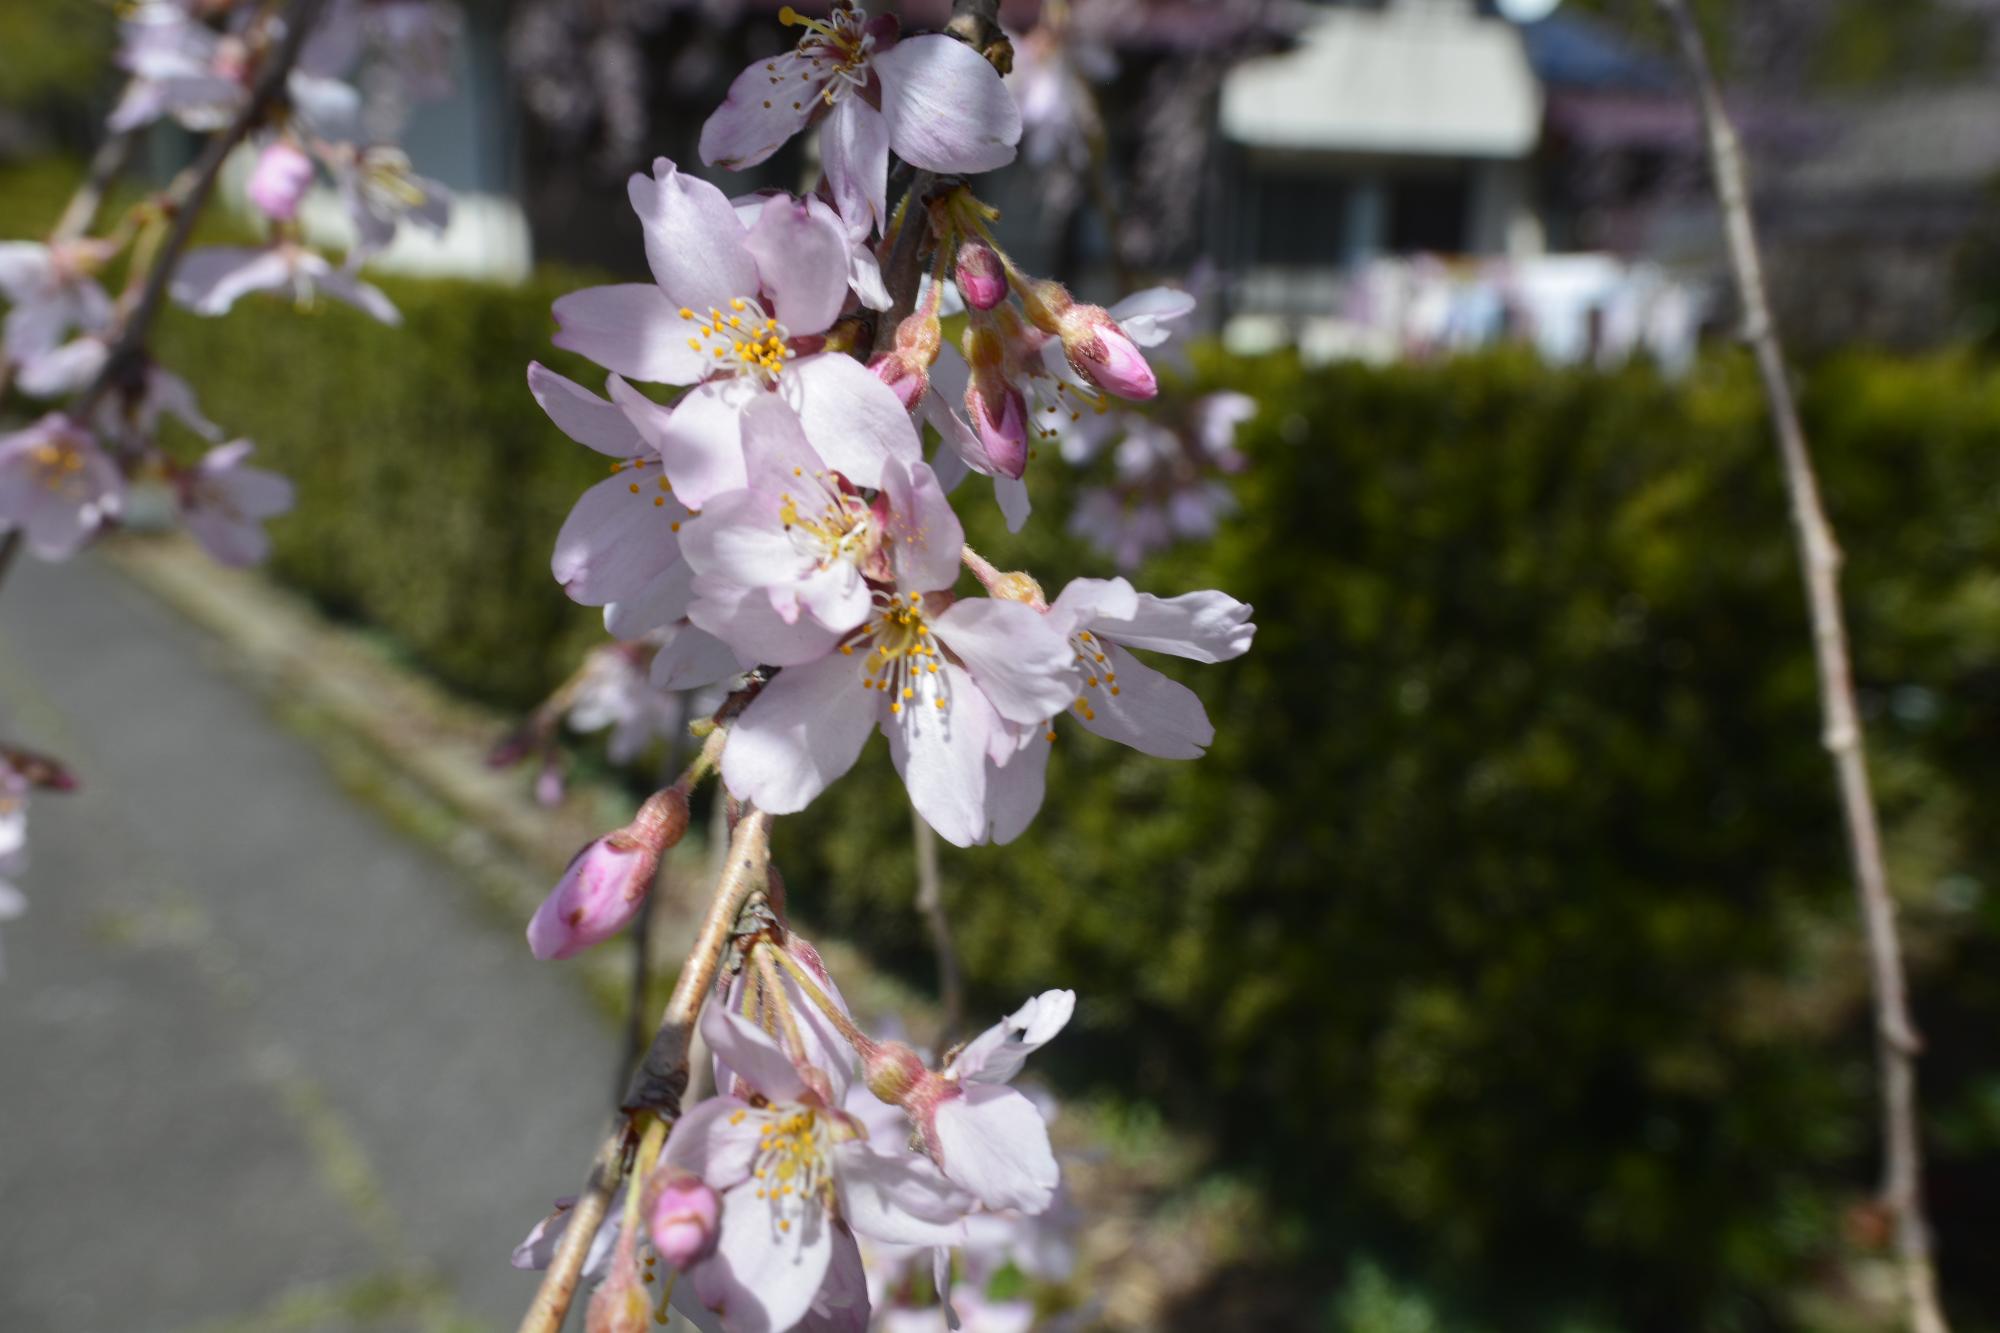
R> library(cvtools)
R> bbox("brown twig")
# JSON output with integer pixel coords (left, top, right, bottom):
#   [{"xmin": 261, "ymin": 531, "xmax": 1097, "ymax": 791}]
[
  {"xmin": 515, "ymin": 807, "xmax": 774, "ymax": 1333},
  {"xmin": 1650, "ymin": 5, "xmax": 1948, "ymax": 1331},
  {"xmin": 911, "ymin": 802, "xmax": 964, "ymax": 1041}
]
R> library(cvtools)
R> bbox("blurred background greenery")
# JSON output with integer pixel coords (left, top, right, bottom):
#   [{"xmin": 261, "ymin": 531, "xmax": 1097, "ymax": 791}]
[{"xmin": 11, "ymin": 0, "xmax": 2000, "ymax": 1327}]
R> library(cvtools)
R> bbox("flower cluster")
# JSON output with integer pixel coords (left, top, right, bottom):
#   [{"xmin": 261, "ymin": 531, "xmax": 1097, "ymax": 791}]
[
  {"xmin": 515, "ymin": 7, "xmax": 1255, "ymax": 1327},
  {"xmin": 517, "ymin": 931, "xmax": 1079, "ymax": 1332},
  {"xmin": 1064, "ymin": 390, "xmax": 1255, "ymax": 570},
  {"xmin": 0, "ymin": 0, "xmax": 459, "ymax": 573}
]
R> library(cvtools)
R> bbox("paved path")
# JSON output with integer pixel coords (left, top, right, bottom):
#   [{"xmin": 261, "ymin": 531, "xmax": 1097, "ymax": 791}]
[{"xmin": 0, "ymin": 552, "xmax": 617, "ymax": 1333}]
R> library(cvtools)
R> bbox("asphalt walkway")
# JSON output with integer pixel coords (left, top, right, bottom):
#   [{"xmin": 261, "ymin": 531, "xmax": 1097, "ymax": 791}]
[{"xmin": 0, "ymin": 551, "xmax": 616, "ymax": 1333}]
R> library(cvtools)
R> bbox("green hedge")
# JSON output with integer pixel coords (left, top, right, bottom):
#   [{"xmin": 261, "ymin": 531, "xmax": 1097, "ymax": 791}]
[{"xmin": 14, "ymin": 164, "xmax": 2000, "ymax": 1325}]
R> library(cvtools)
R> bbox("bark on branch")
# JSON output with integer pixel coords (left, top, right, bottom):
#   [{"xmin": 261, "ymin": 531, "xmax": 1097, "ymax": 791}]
[{"xmin": 1650, "ymin": 5, "xmax": 1949, "ymax": 1331}]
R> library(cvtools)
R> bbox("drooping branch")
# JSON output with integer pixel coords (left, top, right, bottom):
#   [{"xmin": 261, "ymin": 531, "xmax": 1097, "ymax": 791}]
[{"xmin": 1649, "ymin": 5, "xmax": 1948, "ymax": 1332}]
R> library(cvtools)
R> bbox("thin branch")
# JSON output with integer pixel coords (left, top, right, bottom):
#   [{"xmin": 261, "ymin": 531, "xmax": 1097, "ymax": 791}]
[
  {"xmin": 911, "ymin": 802, "xmax": 964, "ymax": 1040},
  {"xmin": 1650, "ymin": 6, "xmax": 1948, "ymax": 1332}
]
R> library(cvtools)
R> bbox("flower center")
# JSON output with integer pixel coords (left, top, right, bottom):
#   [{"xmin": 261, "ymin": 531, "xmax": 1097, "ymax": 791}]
[
  {"xmin": 745, "ymin": 1103, "xmax": 835, "ymax": 1233},
  {"xmin": 843, "ymin": 592, "xmax": 946, "ymax": 716},
  {"xmin": 779, "ymin": 3, "xmax": 874, "ymax": 104},
  {"xmin": 30, "ymin": 441, "xmax": 89, "ymax": 496},
  {"xmin": 680, "ymin": 298, "xmax": 794, "ymax": 387},
  {"xmin": 778, "ymin": 466, "xmax": 874, "ymax": 569}
]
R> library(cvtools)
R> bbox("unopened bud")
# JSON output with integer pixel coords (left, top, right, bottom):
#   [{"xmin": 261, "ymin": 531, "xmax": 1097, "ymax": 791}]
[
  {"xmin": 526, "ymin": 836, "xmax": 657, "ymax": 960},
  {"xmin": 1016, "ymin": 276, "xmax": 1075, "ymax": 336},
  {"xmin": 963, "ymin": 324, "xmax": 1029, "ymax": 478},
  {"xmin": 1059, "ymin": 306, "xmax": 1157, "ymax": 400},
  {"xmin": 954, "ymin": 239, "xmax": 1007, "ymax": 310},
  {"xmin": 868, "ymin": 351, "xmax": 928, "ymax": 413},
  {"xmin": 246, "ymin": 140, "xmax": 315, "ymax": 223},
  {"xmin": 862, "ymin": 1039, "xmax": 931, "ymax": 1106},
  {"xmin": 646, "ymin": 1167, "xmax": 721, "ymax": 1268}
]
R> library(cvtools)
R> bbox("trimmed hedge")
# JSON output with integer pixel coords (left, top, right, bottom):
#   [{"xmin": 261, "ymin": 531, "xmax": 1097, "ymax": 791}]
[{"xmin": 9, "ymin": 163, "xmax": 1999, "ymax": 1325}]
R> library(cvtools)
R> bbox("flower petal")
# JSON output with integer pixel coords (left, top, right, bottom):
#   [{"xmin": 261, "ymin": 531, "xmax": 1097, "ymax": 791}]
[
  {"xmin": 721, "ymin": 652, "xmax": 875, "ymax": 813},
  {"xmin": 689, "ymin": 578, "xmax": 846, "ymax": 667},
  {"xmin": 981, "ymin": 726, "xmax": 1050, "ymax": 847},
  {"xmin": 1107, "ymin": 286, "xmax": 1197, "ymax": 347},
  {"xmin": 528, "ymin": 362, "xmax": 647, "ymax": 457},
  {"xmin": 931, "ymin": 1084, "xmax": 1059, "ymax": 1214},
  {"xmin": 880, "ymin": 458, "xmax": 964, "ymax": 594},
  {"xmin": 834, "ymin": 1141, "xmax": 971, "ymax": 1246},
  {"xmin": 791, "ymin": 354, "xmax": 922, "ymax": 491},
  {"xmin": 629, "ymin": 157, "xmax": 760, "ymax": 313},
  {"xmin": 887, "ymin": 662, "xmax": 998, "ymax": 848},
  {"xmin": 701, "ymin": 1004, "xmax": 812, "ymax": 1104},
  {"xmin": 552, "ymin": 284, "xmax": 706, "ymax": 384},
  {"xmin": 692, "ymin": 1178, "xmax": 834, "ymax": 1333},
  {"xmin": 822, "ymin": 96, "xmax": 890, "ymax": 238},
  {"xmin": 650, "ymin": 621, "xmax": 750, "ymax": 690},
  {"xmin": 661, "ymin": 1095, "xmax": 766, "ymax": 1190},
  {"xmin": 1073, "ymin": 644, "xmax": 1214, "ymax": 759},
  {"xmin": 551, "ymin": 472, "xmax": 687, "ymax": 606},
  {"xmin": 648, "ymin": 379, "xmax": 751, "ymax": 508},
  {"xmin": 700, "ymin": 50, "xmax": 824, "ymax": 170},
  {"xmin": 1103, "ymin": 589, "xmax": 1256, "ymax": 662},
  {"xmin": 743, "ymin": 194, "xmax": 852, "ymax": 336},
  {"xmin": 932, "ymin": 599, "xmax": 1076, "ymax": 725},
  {"xmin": 875, "ymin": 35, "xmax": 1022, "ymax": 174},
  {"xmin": 948, "ymin": 990, "xmax": 1075, "ymax": 1085}
]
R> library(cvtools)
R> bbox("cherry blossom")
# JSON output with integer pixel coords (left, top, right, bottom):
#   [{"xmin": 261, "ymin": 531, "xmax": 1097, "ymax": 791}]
[
  {"xmin": 564, "ymin": 642, "xmax": 686, "ymax": 765},
  {"xmin": 177, "ymin": 440, "xmax": 296, "ymax": 567},
  {"xmin": 720, "ymin": 572, "xmax": 1075, "ymax": 847},
  {"xmin": 660, "ymin": 1003, "xmax": 972, "ymax": 1333},
  {"xmin": 0, "ymin": 415, "xmax": 124, "ymax": 561},
  {"xmin": 700, "ymin": 2, "xmax": 1021, "ymax": 236},
  {"xmin": 678, "ymin": 396, "xmax": 963, "ymax": 669},
  {"xmin": 0, "ymin": 239, "xmax": 114, "ymax": 367},
  {"xmin": 981, "ymin": 577, "xmax": 1255, "ymax": 843},
  {"xmin": 172, "ymin": 243, "xmax": 401, "ymax": 324},
  {"xmin": 550, "ymin": 160, "xmax": 919, "ymax": 509}
]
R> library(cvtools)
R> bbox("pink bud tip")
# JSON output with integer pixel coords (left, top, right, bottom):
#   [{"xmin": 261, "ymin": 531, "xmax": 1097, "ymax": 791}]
[
  {"xmin": 954, "ymin": 239, "xmax": 1008, "ymax": 311},
  {"xmin": 245, "ymin": 141, "xmax": 315, "ymax": 223},
  {"xmin": 647, "ymin": 1169, "xmax": 721, "ymax": 1268},
  {"xmin": 1065, "ymin": 310, "xmax": 1157, "ymax": 400},
  {"xmin": 869, "ymin": 352, "xmax": 927, "ymax": 413},
  {"xmin": 968, "ymin": 378, "xmax": 1029, "ymax": 478},
  {"xmin": 526, "ymin": 835, "xmax": 658, "ymax": 960}
]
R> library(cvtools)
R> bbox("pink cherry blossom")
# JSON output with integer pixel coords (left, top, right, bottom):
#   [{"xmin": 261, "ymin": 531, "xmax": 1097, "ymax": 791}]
[
  {"xmin": 700, "ymin": 3, "xmax": 1021, "ymax": 236},
  {"xmin": 177, "ymin": 440, "xmax": 295, "ymax": 567},
  {"xmin": 172, "ymin": 244, "xmax": 401, "ymax": 324},
  {"xmin": 868, "ymin": 990, "xmax": 1072, "ymax": 1214},
  {"xmin": 659, "ymin": 1003, "xmax": 972, "ymax": 1333},
  {"xmin": 327, "ymin": 144, "xmax": 454, "ymax": 259},
  {"xmin": 528, "ymin": 362, "xmax": 696, "ymax": 613},
  {"xmin": 980, "ymin": 577, "xmax": 1255, "ymax": 842},
  {"xmin": 719, "ymin": 572, "xmax": 1075, "ymax": 847},
  {"xmin": 678, "ymin": 396, "xmax": 963, "ymax": 669},
  {"xmin": 0, "ymin": 415, "xmax": 124, "ymax": 561},
  {"xmin": 550, "ymin": 160, "xmax": 919, "ymax": 509},
  {"xmin": 565, "ymin": 642, "xmax": 686, "ymax": 765},
  {"xmin": 0, "ymin": 240, "xmax": 114, "ymax": 367}
]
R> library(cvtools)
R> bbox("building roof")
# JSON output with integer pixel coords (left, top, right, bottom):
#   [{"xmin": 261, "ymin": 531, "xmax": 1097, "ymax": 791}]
[
  {"xmin": 1220, "ymin": 0, "xmax": 1542, "ymax": 158},
  {"xmin": 1517, "ymin": 12, "xmax": 1677, "ymax": 92}
]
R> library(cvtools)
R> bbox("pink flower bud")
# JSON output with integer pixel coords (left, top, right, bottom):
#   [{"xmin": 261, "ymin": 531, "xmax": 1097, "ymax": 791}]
[
  {"xmin": 526, "ymin": 835, "xmax": 657, "ymax": 960},
  {"xmin": 526, "ymin": 786, "xmax": 689, "ymax": 959},
  {"xmin": 954, "ymin": 239, "xmax": 1008, "ymax": 310},
  {"xmin": 868, "ymin": 351, "xmax": 928, "ymax": 413},
  {"xmin": 1060, "ymin": 307, "xmax": 1157, "ymax": 400},
  {"xmin": 646, "ymin": 1168, "xmax": 721, "ymax": 1268},
  {"xmin": 968, "ymin": 376, "xmax": 1028, "ymax": 479},
  {"xmin": 246, "ymin": 141, "xmax": 315, "ymax": 223}
]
